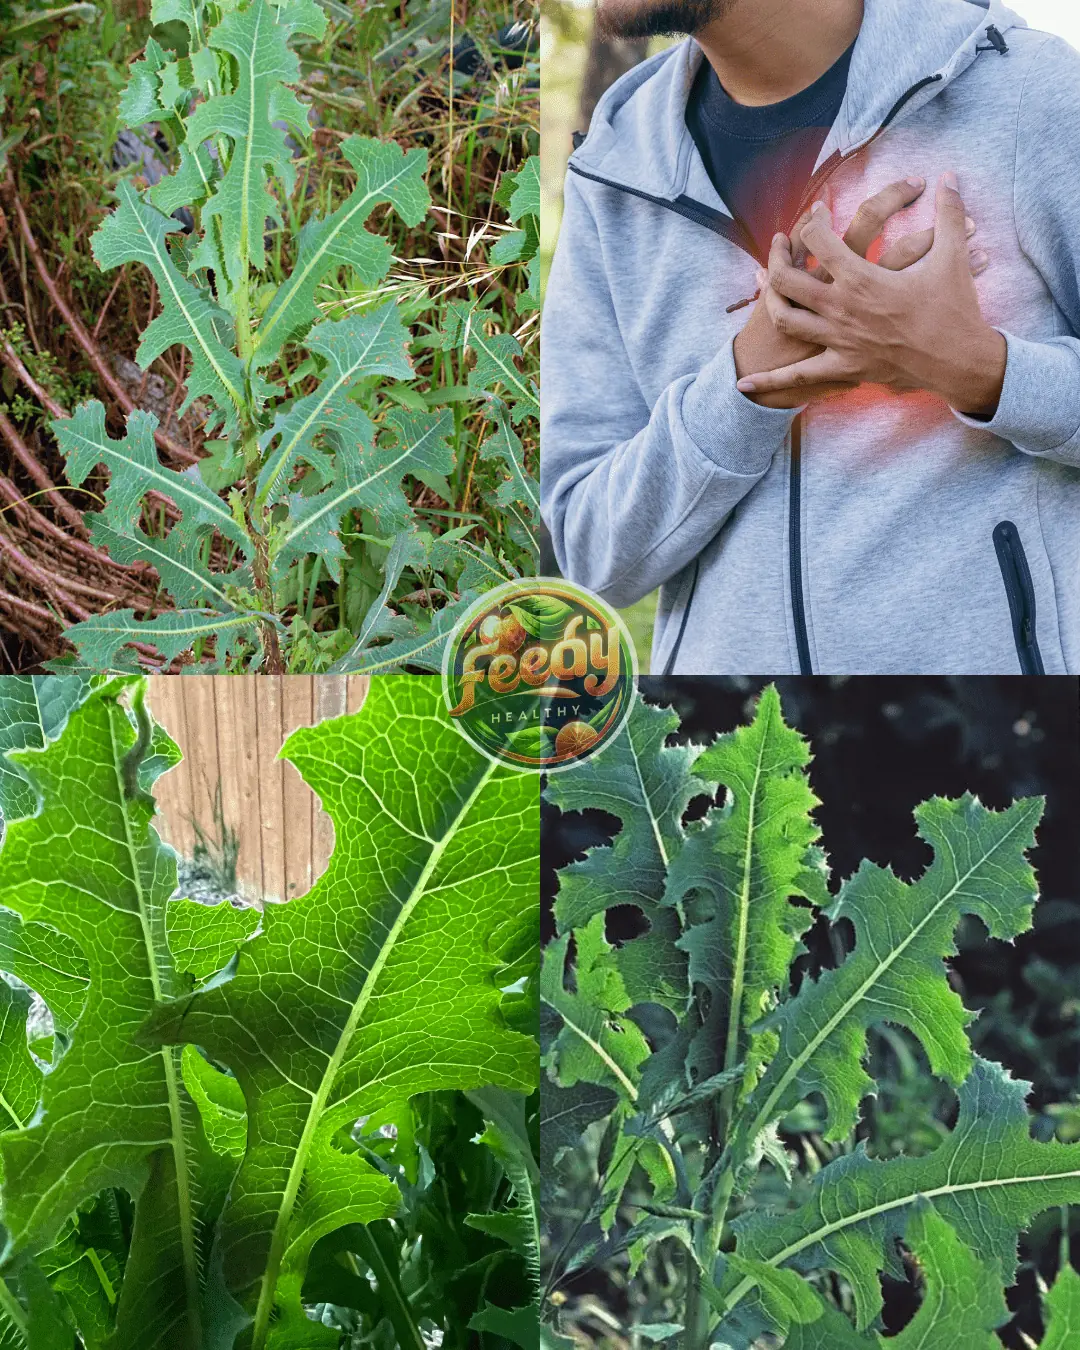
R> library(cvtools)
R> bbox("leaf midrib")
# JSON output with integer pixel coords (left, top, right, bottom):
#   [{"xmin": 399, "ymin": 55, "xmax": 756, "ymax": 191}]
[
  {"xmin": 64, "ymin": 420, "xmax": 237, "ymax": 537},
  {"xmin": 472, "ymin": 330, "xmax": 534, "ymax": 408},
  {"xmin": 277, "ymin": 415, "xmax": 445, "ymax": 556},
  {"xmin": 254, "ymin": 153, "xmax": 420, "ymax": 354},
  {"xmin": 723, "ymin": 706, "xmax": 771, "ymax": 1078},
  {"xmin": 126, "ymin": 182, "xmax": 243, "ymax": 409},
  {"xmin": 724, "ymin": 1163, "xmax": 1080, "ymax": 1315},
  {"xmin": 248, "ymin": 757, "xmax": 498, "ymax": 1350},
  {"xmin": 107, "ymin": 704, "xmax": 202, "ymax": 1348},
  {"xmin": 742, "ymin": 799, "xmax": 1038, "ymax": 1147},
  {"xmin": 258, "ymin": 305, "xmax": 398, "ymax": 502}
]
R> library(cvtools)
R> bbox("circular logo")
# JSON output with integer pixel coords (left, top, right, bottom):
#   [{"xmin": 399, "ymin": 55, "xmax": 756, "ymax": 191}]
[{"xmin": 441, "ymin": 578, "xmax": 638, "ymax": 773}]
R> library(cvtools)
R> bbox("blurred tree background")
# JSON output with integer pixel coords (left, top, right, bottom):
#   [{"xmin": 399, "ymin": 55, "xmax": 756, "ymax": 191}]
[{"xmin": 542, "ymin": 676, "xmax": 1080, "ymax": 1347}]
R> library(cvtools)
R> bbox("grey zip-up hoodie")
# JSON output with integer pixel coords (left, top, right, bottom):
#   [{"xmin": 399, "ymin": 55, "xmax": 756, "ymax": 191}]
[{"xmin": 540, "ymin": 0, "xmax": 1080, "ymax": 675}]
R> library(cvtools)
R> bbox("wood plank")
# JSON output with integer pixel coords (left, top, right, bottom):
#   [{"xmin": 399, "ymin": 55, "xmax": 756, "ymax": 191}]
[
  {"xmin": 311, "ymin": 679, "xmax": 348, "ymax": 880},
  {"xmin": 212, "ymin": 676, "xmax": 245, "ymax": 897},
  {"xmin": 145, "ymin": 680, "xmax": 194, "ymax": 858},
  {"xmin": 346, "ymin": 675, "xmax": 370, "ymax": 714},
  {"xmin": 179, "ymin": 676, "xmax": 222, "ymax": 866},
  {"xmin": 281, "ymin": 677, "xmax": 315, "ymax": 902},
  {"xmin": 255, "ymin": 677, "xmax": 286, "ymax": 905},
  {"xmin": 225, "ymin": 677, "xmax": 261, "ymax": 901}
]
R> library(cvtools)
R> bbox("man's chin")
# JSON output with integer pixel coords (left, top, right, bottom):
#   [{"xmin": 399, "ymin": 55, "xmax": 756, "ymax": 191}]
[{"xmin": 595, "ymin": 0, "xmax": 725, "ymax": 40}]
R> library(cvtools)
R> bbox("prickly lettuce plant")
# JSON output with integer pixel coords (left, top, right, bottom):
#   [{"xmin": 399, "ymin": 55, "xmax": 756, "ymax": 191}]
[
  {"xmin": 329, "ymin": 151, "xmax": 541, "ymax": 676},
  {"xmin": 49, "ymin": 0, "xmax": 448, "ymax": 674},
  {"xmin": 541, "ymin": 686, "xmax": 1080, "ymax": 1349},
  {"xmin": 0, "ymin": 674, "xmax": 538, "ymax": 1348}
]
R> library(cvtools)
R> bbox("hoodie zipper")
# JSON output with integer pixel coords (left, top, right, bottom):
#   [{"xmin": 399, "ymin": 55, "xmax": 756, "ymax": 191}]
[
  {"xmin": 568, "ymin": 38, "xmax": 1008, "ymax": 674},
  {"xmin": 992, "ymin": 521, "xmax": 1045, "ymax": 675}
]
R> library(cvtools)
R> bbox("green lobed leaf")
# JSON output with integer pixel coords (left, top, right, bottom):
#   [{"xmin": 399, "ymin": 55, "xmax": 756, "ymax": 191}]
[
  {"xmin": 87, "ymin": 520, "xmax": 248, "ymax": 612},
  {"xmin": 664, "ymin": 683, "xmax": 825, "ymax": 1104},
  {"xmin": 181, "ymin": 1045, "xmax": 247, "ymax": 1159},
  {"xmin": 166, "ymin": 897, "xmax": 260, "ymax": 980},
  {"xmin": 256, "ymin": 304, "xmax": 414, "ymax": 504},
  {"xmin": 59, "ymin": 610, "xmax": 266, "ymax": 673},
  {"xmin": 730, "ymin": 790, "xmax": 1043, "ymax": 1158},
  {"xmin": 507, "ymin": 155, "xmax": 540, "ymax": 223},
  {"xmin": 117, "ymin": 38, "xmax": 169, "ymax": 126},
  {"xmin": 149, "ymin": 143, "xmax": 216, "ymax": 219},
  {"xmin": 0, "ymin": 675, "xmax": 94, "ymax": 824},
  {"xmin": 541, "ymin": 917, "xmax": 674, "ymax": 1228},
  {"xmin": 466, "ymin": 323, "xmax": 536, "ymax": 424},
  {"xmin": 0, "ymin": 909, "xmax": 89, "ymax": 1039},
  {"xmin": 546, "ymin": 695, "xmax": 715, "ymax": 1010},
  {"xmin": 142, "ymin": 676, "xmax": 538, "ymax": 1349},
  {"xmin": 271, "ymin": 407, "xmax": 455, "ymax": 585},
  {"xmin": 53, "ymin": 403, "xmax": 249, "ymax": 554},
  {"xmin": 183, "ymin": 0, "xmax": 326, "ymax": 288},
  {"xmin": 0, "ymin": 679, "xmax": 213, "ymax": 1349},
  {"xmin": 731, "ymin": 1202, "xmax": 1008, "ymax": 1348},
  {"xmin": 327, "ymin": 590, "xmax": 479, "ymax": 675},
  {"xmin": 0, "ymin": 981, "xmax": 42, "ymax": 1136},
  {"xmin": 479, "ymin": 398, "xmax": 538, "ymax": 520},
  {"xmin": 720, "ymin": 1058, "xmax": 1080, "ymax": 1333},
  {"xmin": 150, "ymin": 0, "xmax": 202, "ymax": 45},
  {"xmin": 89, "ymin": 183, "xmax": 246, "ymax": 422},
  {"xmin": 252, "ymin": 136, "xmax": 430, "ymax": 368}
]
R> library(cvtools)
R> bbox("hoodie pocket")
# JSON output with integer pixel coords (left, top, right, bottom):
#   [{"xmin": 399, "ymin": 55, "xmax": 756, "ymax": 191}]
[{"xmin": 993, "ymin": 521, "xmax": 1045, "ymax": 675}]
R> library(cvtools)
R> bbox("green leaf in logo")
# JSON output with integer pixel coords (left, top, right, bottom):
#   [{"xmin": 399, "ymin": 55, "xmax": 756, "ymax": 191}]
[
  {"xmin": 508, "ymin": 594, "xmax": 576, "ymax": 642},
  {"xmin": 506, "ymin": 724, "xmax": 557, "ymax": 760}
]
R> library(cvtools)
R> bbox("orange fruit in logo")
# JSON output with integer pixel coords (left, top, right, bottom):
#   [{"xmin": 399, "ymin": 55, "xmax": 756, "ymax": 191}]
[
  {"xmin": 478, "ymin": 611, "xmax": 526, "ymax": 653},
  {"xmin": 496, "ymin": 616, "xmax": 527, "ymax": 654},
  {"xmin": 555, "ymin": 721, "xmax": 600, "ymax": 758}
]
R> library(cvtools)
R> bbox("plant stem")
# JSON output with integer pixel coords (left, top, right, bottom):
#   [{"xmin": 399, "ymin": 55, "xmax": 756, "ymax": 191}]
[
  {"xmin": 352, "ymin": 1227, "xmax": 426, "ymax": 1350},
  {"xmin": 240, "ymin": 419, "xmax": 285, "ymax": 673},
  {"xmin": 0, "ymin": 1277, "xmax": 27, "ymax": 1342},
  {"xmin": 683, "ymin": 1262, "xmax": 711, "ymax": 1350}
]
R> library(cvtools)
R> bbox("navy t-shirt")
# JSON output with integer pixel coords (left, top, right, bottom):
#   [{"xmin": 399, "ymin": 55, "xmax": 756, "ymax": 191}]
[{"xmin": 685, "ymin": 42, "xmax": 855, "ymax": 260}]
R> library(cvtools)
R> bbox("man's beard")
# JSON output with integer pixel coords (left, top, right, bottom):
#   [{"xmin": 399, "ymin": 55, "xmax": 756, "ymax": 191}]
[{"xmin": 594, "ymin": 0, "xmax": 737, "ymax": 41}]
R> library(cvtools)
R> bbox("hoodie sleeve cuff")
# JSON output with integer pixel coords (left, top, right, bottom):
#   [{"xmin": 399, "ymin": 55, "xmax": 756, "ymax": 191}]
[
  {"xmin": 680, "ymin": 337, "xmax": 800, "ymax": 475},
  {"xmin": 952, "ymin": 329, "xmax": 1080, "ymax": 456}
]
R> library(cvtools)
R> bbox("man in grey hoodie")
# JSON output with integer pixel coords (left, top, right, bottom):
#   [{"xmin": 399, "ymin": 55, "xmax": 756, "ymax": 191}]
[{"xmin": 541, "ymin": 0, "xmax": 1080, "ymax": 675}]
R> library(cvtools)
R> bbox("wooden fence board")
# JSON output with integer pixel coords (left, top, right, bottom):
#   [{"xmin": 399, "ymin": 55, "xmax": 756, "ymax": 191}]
[
  {"xmin": 146, "ymin": 676, "xmax": 367, "ymax": 903},
  {"xmin": 255, "ymin": 678, "xmax": 286, "ymax": 905},
  {"xmin": 282, "ymin": 677, "xmax": 315, "ymax": 903}
]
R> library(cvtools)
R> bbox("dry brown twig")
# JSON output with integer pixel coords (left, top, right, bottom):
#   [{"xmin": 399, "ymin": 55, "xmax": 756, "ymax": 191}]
[{"xmin": 2, "ymin": 176, "xmax": 199, "ymax": 467}]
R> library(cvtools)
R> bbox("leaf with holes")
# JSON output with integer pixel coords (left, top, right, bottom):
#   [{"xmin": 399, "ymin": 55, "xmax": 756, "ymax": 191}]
[
  {"xmin": 142, "ymin": 676, "xmax": 538, "ymax": 1348},
  {"xmin": 0, "ymin": 678, "xmax": 223, "ymax": 1349}
]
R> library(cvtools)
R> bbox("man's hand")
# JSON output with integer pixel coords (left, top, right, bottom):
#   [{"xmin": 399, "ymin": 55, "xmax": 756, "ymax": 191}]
[
  {"xmin": 736, "ymin": 172, "xmax": 1006, "ymax": 416},
  {"xmin": 735, "ymin": 177, "xmax": 930, "ymax": 410}
]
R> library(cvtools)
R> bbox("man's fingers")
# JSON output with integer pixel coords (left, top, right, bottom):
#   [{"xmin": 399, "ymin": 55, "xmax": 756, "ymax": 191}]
[
  {"xmin": 880, "ymin": 216, "xmax": 979, "ymax": 271},
  {"xmin": 764, "ymin": 283, "xmax": 830, "ymax": 344},
  {"xmin": 799, "ymin": 202, "xmax": 865, "ymax": 276},
  {"xmin": 753, "ymin": 381, "xmax": 859, "ymax": 409},
  {"xmin": 970, "ymin": 248, "xmax": 990, "ymax": 277},
  {"xmin": 933, "ymin": 170, "xmax": 969, "ymax": 252},
  {"xmin": 843, "ymin": 176, "xmax": 925, "ymax": 257},
  {"xmin": 737, "ymin": 350, "xmax": 848, "ymax": 395},
  {"xmin": 879, "ymin": 227, "xmax": 934, "ymax": 271},
  {"xmin": 767, "ymin": 232, "xmax": 833, "ymax": 311}
]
